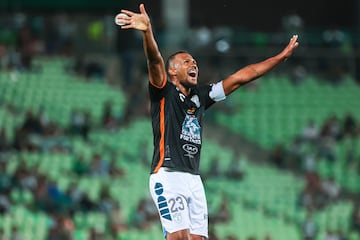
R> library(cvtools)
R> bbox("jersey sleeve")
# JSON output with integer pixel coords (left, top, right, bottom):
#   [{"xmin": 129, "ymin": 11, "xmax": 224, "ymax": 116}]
[{"xmin": 149, "ymin": 79, "xmax": 169, "ymax": 102}]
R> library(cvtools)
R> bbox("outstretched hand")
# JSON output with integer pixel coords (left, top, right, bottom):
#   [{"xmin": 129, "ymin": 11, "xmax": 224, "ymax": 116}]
[
  {"xmin": 281, "ymin": 35, "xmax": 299, "ymax": 60},
  {"xmin": 116, "ymin": 3, "xmax": 150, "ymax": 31}
]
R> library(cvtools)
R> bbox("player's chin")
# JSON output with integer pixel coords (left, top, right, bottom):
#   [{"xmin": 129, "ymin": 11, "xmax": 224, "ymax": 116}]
[
  {"xmin": 188, "ymin": 77, "xmax": 198, "ymax": 86},
  {"xmin": 182, "ymin": 78, "xmax": 197, "ymax": 88}
]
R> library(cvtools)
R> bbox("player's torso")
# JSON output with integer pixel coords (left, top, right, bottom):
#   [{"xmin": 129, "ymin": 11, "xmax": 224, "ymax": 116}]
[{"xmin": 150, "ymin": 83, "xmax": 207, "ymax": 174}]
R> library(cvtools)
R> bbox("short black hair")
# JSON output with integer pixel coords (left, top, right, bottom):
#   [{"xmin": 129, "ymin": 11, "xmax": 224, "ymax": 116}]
[{"xmin": 165, "ymin": 50, "xmax": 190, "ymax": 71}]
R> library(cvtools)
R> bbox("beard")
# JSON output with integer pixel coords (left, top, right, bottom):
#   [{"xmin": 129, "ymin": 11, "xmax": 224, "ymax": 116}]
[{"xmin": 181, "ymin": 79, "xmax": 197, "ymax": 89}]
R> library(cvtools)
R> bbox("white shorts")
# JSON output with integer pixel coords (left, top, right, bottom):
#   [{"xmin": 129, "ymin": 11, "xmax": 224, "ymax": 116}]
[{"xmin": 149, "ymin": 167, "xmax": 208, "ymax": 238}]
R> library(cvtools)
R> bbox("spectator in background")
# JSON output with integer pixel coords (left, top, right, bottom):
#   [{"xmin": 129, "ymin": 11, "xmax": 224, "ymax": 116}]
[
  {"xmin": 207, "ymin": 157, "xmax": 221, "ymax": 178},
  {"xmin": 47, "ymin": 213, "xmax": 73, "ymax": 240},
  {"xmin": 323, "ymin": 25, "xmax": 346, "ymax": 49},
  {"xmin": 342, "ymin": 126, "xmax": 358, "ymax": 165},
  {"xmin": 12, "ymin": 127, "xmax": 28, "ymax": 151},
  {"xmin": 337, "ymin": 230, "xmax": 348, "ymax": 240},
  {"xmin": 11, "ymin": 158, "xmax": 28, "ymax": 189},
  {"xmin": 269, "ymin": 144, "xmax": 287, "ymax": 169},
  {"xmin": 321, "ymin": 176, "xmax": 340, "ymax": 203},
  {"xmin": 352, "ymin": 202, "xmax": 360, "ymax": 233},
  {"xmin": 264, "ymin": 234, "xmax": 272, "ymax": 240},
  {"xmin": 326, "ymin": 115, "xmax": 341, "ymax": 140},
  {"xmin": 0, "ymin": 192, "xmax": 11, "ymax": 214},
  {"xmin": 0, "ymin": 161, "xmax": 11, "ymax": 194},
  {"xmin": 38, "ymin": 107, "xmax": 50, "ymax": 132},
  {"xmin": 69, "ymin": 55, "xmax": 105, "ymax": 81},
  {"xmin": 98, "ymin": 186, "xmax": 116, "ymax": 215},
  {"xmin": 72, "ymin": 155, "xmax": 89, "ymax": 176},
  {"xmin": 301, "ymin": 210, "xmax": 318, "ymax": 240},
  {"xmin": 66, "ymin": 182, "xmax": 85, "ymax": 212},
  {"xmin": 88, "ymin": 227, "xmax": 104, "ymax": 240},
  {"xmin": 322, "ymin": 25, "xmax": 350, "ymax": 85},
  {"xmin": 208, "ymin": 226, "xmax": 219, "ymax": 240},
  {"xmin": 53, "ymin": 14, "xmax": 77, "ymax": 56},
  {"xmin": 302, "ymin": 119, "xmax": 319, "ymax": 143},
  {"xmin": 84, "ymin": 60, "xmax": 105, "ymax": 80},
  {"xmin": 0, "ymin": 43, "xmax": 8, "ymax": 70},
  {"xmin": 290, "ymin": 63, "xmax": 307, "ymax": 85},
  {"xmin": 299, "ymin": 170, "xmax": 326, "ymax": 210},
  {"xmin": 0, "ymin": 229, "xmax": 9, "ymax": 240},
  {"xmin": 20, "ymin": 163, "xmax": 39, "ymax": 192},
  {"xmin": 69, "ymin": 109, "xmax": 84, "ymax": 136},
  {"xmin": 66, "ymin": 182, "xmax": 97, "ymax": 213},
  {"xmin": 78, "ymin": 193, "xmax": 97, "ymax": 213},
  {"xmin": 33, "ymin": 174, "xmax": 51, "ymax": 212},
  {"xmin": 62, "ymin": 183, "xmax": 97, "ymax": 213},
  {"xmin": 225, "ymin": 235, "xmax": 238, "ymax": 240},
  {"xmin": 46, "ymin": 180, "xmax": 69, "ymax": 212},
  {"xmin": 109, "ymin": 202, "xmax": 128, "ymax": 238},
  {"xmin": 130, "ymin": 197, "xmax": 158, "ymax": 231},
  {"xmin": 89, "ymin": 153, "xmax": 109, "ymax": 176},
  {"xmin": 9, "ymin": 226, "xmax": 22, "ymax": 240},
  {"xmin": 142, "ymin": 196, "xmax": 159, "ymax": 222},
  {"xmin": 288, "ymin": 137, "xmax": 304, "ymax": 170},
  {"xmin": 139, "ymin": 141, "xmax": 150, "ymax": 166},
  {"xmin": 303, "ymin": 151, "xmax": 316, "ymax": 173},
  {"xmin": 226, "ymin": 157, "xmax": 245, "ymax": 180},
  {"xmin": 318, "ymin": 119, "xmax": 337, "ymax": 162},
  {"xmin": 69, "ymin": 109, "xmax": 91, "ymax": 140},
  {"xmin": 16, "ymin": 25, "xmax": 35, "ymax": 71},
  {"xmin": 102, "ymin": 101, "xmax": 118, "ymax": 131},
  {"xmin": 0, "ymin": 128, "xmax": 9, "ymax": 152},
  {"xmin": 342, "ymin": 113, "xmax": 357, "ymax": 138},
  {"xmin": 210, "ymin": 196, "xmax": 231, "ymax": 223},
  {"xmin": 22, "ymin": 110, "xmax": 42, "ymax": 135},
  {"xmin": 281, "ymin": 11, "xmax": 304, "ymax": 38},
  {"xmin": 108, "ymin": 154, "xmax": 126, "ymax": 177},
  {"xmin": 324, "ymin": 229, "xmax": 340, "ymax": 240}
]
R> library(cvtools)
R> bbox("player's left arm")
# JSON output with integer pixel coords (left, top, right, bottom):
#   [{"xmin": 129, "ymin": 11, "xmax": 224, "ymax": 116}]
[{"xmin": 222, "ymin": 35, "xmax": 299, "ymax": 96}]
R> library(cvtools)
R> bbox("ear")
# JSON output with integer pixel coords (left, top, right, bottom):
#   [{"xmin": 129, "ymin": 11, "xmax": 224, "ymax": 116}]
[{"xmin": 168, "ymin": 65, "xmax": 177, "ymax": 77}]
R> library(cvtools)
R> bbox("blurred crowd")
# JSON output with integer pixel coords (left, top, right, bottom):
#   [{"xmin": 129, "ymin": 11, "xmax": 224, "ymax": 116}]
[
  {"xmin": 0, "ymin": 9, "xmax": 359, "ymax": 240},
  {"xmin": 268, "ymin": 113, "xmax": 360, "ymax": 240}
]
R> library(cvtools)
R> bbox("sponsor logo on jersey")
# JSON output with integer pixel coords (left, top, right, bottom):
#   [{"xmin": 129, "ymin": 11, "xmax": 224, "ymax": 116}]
[
  {"xmin": 182, "ymin": 144, "xmax": 198, "ymax": 158},
  {"xmin": 187, "ymin": 107, "xmax": 196, "ymax": 114}
]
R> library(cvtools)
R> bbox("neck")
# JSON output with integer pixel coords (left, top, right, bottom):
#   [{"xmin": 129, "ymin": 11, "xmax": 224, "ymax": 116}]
[{"xmin": 173, "ymin": 81, "xmax": 191, "ymax": 96}]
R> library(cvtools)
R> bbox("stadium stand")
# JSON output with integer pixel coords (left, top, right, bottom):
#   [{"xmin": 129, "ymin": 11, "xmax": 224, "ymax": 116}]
[{"xmin": 0, "ymin": 56, "xmax": 359, "ymax": 240}]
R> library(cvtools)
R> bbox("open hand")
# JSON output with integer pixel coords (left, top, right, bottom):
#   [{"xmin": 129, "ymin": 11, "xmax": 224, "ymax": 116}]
[
  {"xmin": 116, "ymin": 4, "xmax": 150, "ymax": 31},
  {"xmin": 282, "ymin": 35, "xmax": 299, "ymax": 60}
]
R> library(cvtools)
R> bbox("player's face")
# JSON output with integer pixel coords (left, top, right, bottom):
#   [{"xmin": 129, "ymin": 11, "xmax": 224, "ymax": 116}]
[{"xmin": 173, "ymin": 53, "xmax": 198, "ymax": 88}]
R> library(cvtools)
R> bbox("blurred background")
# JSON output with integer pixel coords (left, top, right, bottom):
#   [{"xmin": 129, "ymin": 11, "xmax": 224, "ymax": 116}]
[{"xmin": 0, "ymin": 0, "xmax": 360, "ymax": 239}]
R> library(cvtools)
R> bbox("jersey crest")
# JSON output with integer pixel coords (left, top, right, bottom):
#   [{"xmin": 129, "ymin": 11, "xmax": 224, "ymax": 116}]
[{"xmin": 180, "ymin": 114, "xmax": 201, "ymax": 144}]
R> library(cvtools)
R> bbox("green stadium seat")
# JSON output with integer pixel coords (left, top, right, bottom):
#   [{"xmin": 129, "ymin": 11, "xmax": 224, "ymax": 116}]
[{"xmin": 1, "ymin": 58, "xmax": 358, "ymax": 240}]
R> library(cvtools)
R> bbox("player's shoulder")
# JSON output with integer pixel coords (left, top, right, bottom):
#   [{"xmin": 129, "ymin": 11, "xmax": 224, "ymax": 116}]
[{"xmin": 196, "ymin": 83, "xmax": 213, "ymax": 93}]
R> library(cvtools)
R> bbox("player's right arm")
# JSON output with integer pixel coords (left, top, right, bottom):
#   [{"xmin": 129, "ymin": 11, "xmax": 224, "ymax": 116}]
[{"xmin": 119, "ymin": 4, "xmax": 166, "ymax": 88}]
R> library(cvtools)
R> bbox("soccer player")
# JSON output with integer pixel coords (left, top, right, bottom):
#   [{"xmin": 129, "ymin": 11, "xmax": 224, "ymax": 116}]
[{"xmin": 117, "ymin": 4, "xmax": 299, "ymax": 240}]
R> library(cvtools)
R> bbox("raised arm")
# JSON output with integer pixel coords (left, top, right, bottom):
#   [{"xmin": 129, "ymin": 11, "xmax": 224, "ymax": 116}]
[
  {"xmin": 118, "ymin": 4, "xmax": 166, "ymax": 88},
  {"xmin": 222, "ymin": 35, "xmax": 299, "ymax": 95}
]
